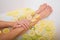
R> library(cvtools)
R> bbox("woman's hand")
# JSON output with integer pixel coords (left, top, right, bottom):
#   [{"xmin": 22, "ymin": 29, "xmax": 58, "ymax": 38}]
[{"xmin": 13, "ymin": 19, "xmax": 30, "ymax": 30}]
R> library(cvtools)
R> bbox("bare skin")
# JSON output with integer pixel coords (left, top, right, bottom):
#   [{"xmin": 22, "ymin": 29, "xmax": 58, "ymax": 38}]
[
  {"xmin": 0, "ymin": 19, "xmax": 30, "ymax": 40},
  {"xmin": 0, "ymin": 21, "xmax": 15, "ymax": 29},
  {"xmin": 0, "ymin": 3, "xmax": 52, "ymax": 40}
]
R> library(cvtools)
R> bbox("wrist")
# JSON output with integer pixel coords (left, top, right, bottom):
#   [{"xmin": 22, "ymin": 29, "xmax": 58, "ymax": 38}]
[{"xmin": 7, "ymin": 22, "xmax": 16, "ymax": 27}]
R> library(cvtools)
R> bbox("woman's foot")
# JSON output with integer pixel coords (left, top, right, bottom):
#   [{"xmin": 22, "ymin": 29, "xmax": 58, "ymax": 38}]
[
  {"xmin": 36, "ymin": 3, "xmax": 47, "ymax": 14},
  {"xmin": 30, "ymin": 4, "xmax": 52, "ymax": 26},
  {"xmin": 39, "ymin": 5, "xmax": 52, "ymax": 19}
]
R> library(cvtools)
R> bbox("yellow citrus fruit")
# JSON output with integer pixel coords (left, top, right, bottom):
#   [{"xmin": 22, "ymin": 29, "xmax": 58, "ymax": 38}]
[
  {"xmin": 6, "ymin": 8, "xmax": 34, "ymax": 21},
  {"xmin": 7, "ymin": 10, "xmax": 19, "ymax": 17},
  {"xmin": 26, "ymin": 15, "xmax": 32, "ymax": 20},
  {"xmin": 3, "ymin": 28, "xmax": 10, "ymax": 33}
]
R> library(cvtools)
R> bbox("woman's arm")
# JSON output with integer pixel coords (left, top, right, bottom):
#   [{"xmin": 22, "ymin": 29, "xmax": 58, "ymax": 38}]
[
  {"xmin": 0, "ymin": 21, "xmax": 15, "ymax": 29},
  {"xmin": 0, "ymin": 27, "xmax": 24, "ymax": 40},
  {"xmin": 0, "ymin": 19, "xmax": 30, "ymax": 40}
]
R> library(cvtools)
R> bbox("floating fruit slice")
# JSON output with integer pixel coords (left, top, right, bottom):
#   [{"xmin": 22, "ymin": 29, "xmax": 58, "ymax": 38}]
[
  {"xmin": 22, "ymin": 20, "xmax": 55, "ymax": 40},
  {"xmin": 18, "ymin": 15, "xmax": 26, "ymax": 21},
  {"xmin": 28, "ymin": 30, "xmax": 35, "ymax": 37},
  {"xmin": 7, "ymin": 10, "xmax": 19, "ymax": 17},
  {"xmin": 33, "ymin": 14, "xmax": 40, "ymax": 19},
  {"xmin": 26, "ymin": 37, "xmax": 32, "ymax": 40},
  {"xmin": 6, "ymin": 8, "xmax": 35, "ymax": 22},
  {"xmin": 35, "ymin": 29, "xmax": 42, "ymax": 35},
  {"xmin": 3, "ymin": 28, "xmax": 10, "ymax": 33},
  {"xmin": 26, "ymin": 15, "xmax": 32, "ymax": 20},
  {"xmin": 22, "ymin": 34, "xmax": 29, "ymax": 38},
  {"xmin": 31, "ymin": 19, "xmax": 37, "ymax": 22},
  {"xmin": 22, "ymin": 8, "xmax": 35, "ymax": 16}
]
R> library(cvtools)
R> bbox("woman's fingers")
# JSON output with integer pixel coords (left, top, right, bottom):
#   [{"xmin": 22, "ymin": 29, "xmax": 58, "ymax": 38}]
[
  {"xmin": 23, "ymin": 20, "xmax": 30, "ymax": 30},
  {"xmin": 20, "ymin": 23, "xmax": 27, "ymax": 30},
  {"xmin": 13, "ymin": 24, "xmax": 21, "ymax": 29},
  {"xmin": 16, "ymin": 19, "xmax": 30, "ymax": 30},
  {"xmin": 21, "ymin": 19, "xmax": 30, "ymax": 30}
]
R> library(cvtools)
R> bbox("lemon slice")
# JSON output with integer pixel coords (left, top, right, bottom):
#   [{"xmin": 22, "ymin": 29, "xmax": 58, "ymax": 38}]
[
  {"xmin": 3, "ymin": 28, "xmax": 10, "ymax": 33},
  {"xmin": 18, "ymin": 15, "xmax": 26, "ymax": 21},
  {"xmin": 7, "ymin": 10, "xmax": 19, "ymax": 17},
  {"xmin": 26, "ymin": 15, "xmax": 32, "ymax": 20},
  {"xmin": 33, "ymin": 14, "xmax": 40, "ymax": 19},
  {"xmin": 31, "ymin": 19, "xmax": 37, "ymax": 22},
  {"xmin": 28, "ymin": 30, "xmax": 35, "ymax": 37},
  {"xmin": 22, "ymin": 34, "xmax": 29, "ymax": 38}
]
